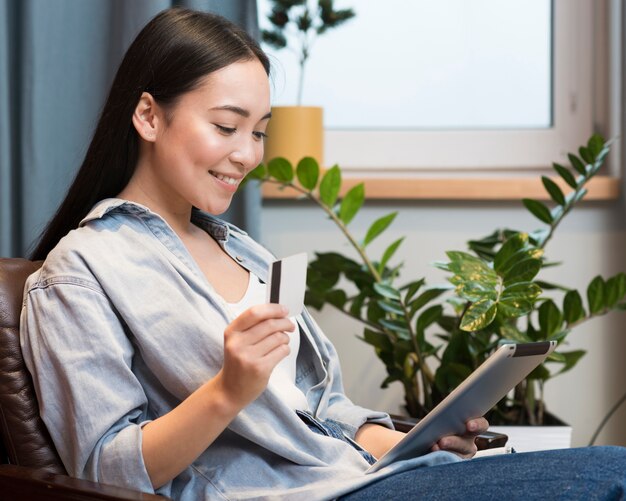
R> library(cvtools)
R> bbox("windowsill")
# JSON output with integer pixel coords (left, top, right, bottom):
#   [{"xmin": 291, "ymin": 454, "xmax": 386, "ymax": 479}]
[{"xmin": 261, "ymin": 175, "xmax": 620, "ymax": 201}]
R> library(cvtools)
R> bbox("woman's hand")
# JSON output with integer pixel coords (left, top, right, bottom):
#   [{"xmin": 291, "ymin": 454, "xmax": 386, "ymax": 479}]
[
  {"xmin": 431, "ymin": 417, "xmax": 489, "ymax": 459},
  {"xmin": 216, "ymin": 303, "xmax": 294, "ymax": 409}
]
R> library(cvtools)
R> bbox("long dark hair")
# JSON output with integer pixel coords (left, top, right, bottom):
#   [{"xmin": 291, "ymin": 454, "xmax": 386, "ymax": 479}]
[{"xmin": 30, "ymin": 7, "xmax": 270, "ymax": 260}]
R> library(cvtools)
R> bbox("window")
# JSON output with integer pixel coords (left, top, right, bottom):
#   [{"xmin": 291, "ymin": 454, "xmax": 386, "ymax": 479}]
[{"xmin": 259, "ymin": 0, "xmax": 619, "ymax": 181}]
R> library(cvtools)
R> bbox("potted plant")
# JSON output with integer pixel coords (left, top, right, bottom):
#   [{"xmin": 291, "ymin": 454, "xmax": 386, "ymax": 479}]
[
  {"xmin": 259, "ymin": 0, "xmax": 355, "ymax": 167},
  {"xmin": 247, "ymin": 135, "xmax": 626, "ymax": 449}
]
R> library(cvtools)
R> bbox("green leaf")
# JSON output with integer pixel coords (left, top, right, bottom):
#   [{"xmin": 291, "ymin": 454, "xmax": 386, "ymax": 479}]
[
  {"xmin": 538, "ymin": 300, "xmax": 563, "ymax": 337},
  {"xmin": 361, "ymin": 328, "xmax": 393, "ymax": 352},
  {"xmin": 493, "ymin": 233, "xmax": 528, "ymax": 273},
  {"xmin": 503, "ymin": 258, "xmax": 542, "ymax": 286},
  {"xmin": 535, "ymin": 280, "xmax": 570, "ymax": 291},
  {"xmin": 460, "ymin": 299, "xmax": 497, "ymax": 331},
  {"xmin": 579, "ymin": 146, "xmax": 593, "ymax": 164},
  {"xmin": 541, "ymin": 176, "xmax": 566, "ymax": 205},
  {"xmin": 379, "ymin": 318, "xmax": 411, "ymax": 339},
  {"xmin": 325, "ymin": 289, "xmax": 347, "ymax": 309},
  {"xmin": 416, "ymin": 305, "xmax": 443, "ymax": 335},
  {"xmin": 267, "ymin": 157, "xmax": 294, "ymax": 182},
  {"xmin": 409, "ymin": 286, "xmax": 450, "ymax": 317},
  {"xmin": 554, "ymin": 350, "xmax": 587, "ymax": 375},
  {"xmin": 319, "ymin": 165, "xmax": 341, "ymax": 207},
  {"xmin": 363, "ymin": 212, "xmax": 397, "ymax": 247},
  {"xmin": 587, "ymin": 275, "xmax": 606, "ymax": 315},
  {"xmin": 378, "ymin": 237, "xmax": 405, "ymax": 275},
  {"xmin": 501, "ymin": 282, "xmax": 542, "ymax": 302},
  {"xmin": 527, "ymin": 363, "xmax": 551, "ymax": 381},
  {"xmin": 605, "ymin": 273, "xmax": 626, "ymax": 308},
  {"xmin": 497, "ymin": 298, "xmax": 533, "ymax": 318},
  {"xmin": 563, "ymin": 290, "xmax": 585, "ymax": 324},
  {"xmin": 553, "ymin": 163, "xmax": 577, "ymax": 189},
  {"xmin": 568, "ymin": 153, "xmax": 587, "ymax": 175},
  {"xmin": 296, "ymin": 157, "xmax": 319, "ymax": 190},
  {"xmin": 377, "ymin": 299, "xmax": 405, "ymax": 316},
  {"xmin": 339, "ymin": 183, "xmax": 365, "ymax": 225},
  {"xmin": 498, "ymin": 247, "xmax": 544, "ymax": 277},
  {"xmin": 373, "ymin": 283, "xmax": 401, "ymax": 300},
  {"xmin": 588, "ymin": 134, "xmax": 605, "ymax": 158},
  {"xmin": 402, "ymin": 279, "xmax": 425, "ymax": 303},
  {"xmin": 522, "ymin": 198, "xmax": 553, "ymax": 224},
  {"xmin": 247, "ymin": 163, "xmax": 266, "ymax": 180}
]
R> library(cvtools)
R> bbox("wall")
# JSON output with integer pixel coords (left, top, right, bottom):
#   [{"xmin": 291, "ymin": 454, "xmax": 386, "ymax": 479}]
[{"xmin": 261, "ymin": 198, "xmax": 626, "ymax": 447}]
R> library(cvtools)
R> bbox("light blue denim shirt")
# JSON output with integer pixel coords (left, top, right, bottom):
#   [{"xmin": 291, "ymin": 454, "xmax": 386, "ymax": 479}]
[{"xmin": 20, "ymin": 199, "xmax": 459, "ymax": 500}]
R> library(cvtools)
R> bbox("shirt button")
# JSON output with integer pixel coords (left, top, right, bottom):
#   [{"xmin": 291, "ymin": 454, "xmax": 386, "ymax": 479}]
[{"xmin": 235, "ymin": 256, "xmax": 244, "ymax": 262}]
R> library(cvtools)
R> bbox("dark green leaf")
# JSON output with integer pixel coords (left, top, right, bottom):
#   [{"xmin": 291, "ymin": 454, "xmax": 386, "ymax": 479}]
[
  {"xmin": 409, "ymin": 286, "xmax": 450, "ymax": 317},
  {"xmin": 538, "ymin": 300, "xmax": 563, "ymax": 337},
  {"xmin": 361, "ymin": 328, "xmax": 393, "ymax": 352},
  {"xmin": 541, "ymin": 176, "xmax": 566, "ymax": 205},
  {"xmin": 553, "ymin": 163, "xmax": 577, "ymax": 189},
  {"xmin": 493, "ymin": 233, "xmax": 528, "ymax": 273},
  {"xmin": 554, "ymin": 350, "xmax": 586, "ymax": 375},
  {"xmin": 416, "ymin": 305, "xmax": 443, "ymax": 334},
  {"xmin": 339, "ymin": 183, "xmax": 365, "ymax": 225},
  {"xmin": 587, "ymin": 275, "xmax": 606, "ymax": 315},
  {"xmin": 568, "ymin": 153, "xmax": 587, "ymax": 175},
  {"xmin": 296, "ymin": 157, "xmax": 319, "ymax": 190},
  {"xmin": 503, "ymin": 258, "xmax": 542, "ymax": 286},
  {"xmin": 605, "ymin": 273, "xmax": 626, "ymax": 308},
  {"xmin": 563, "ymin": 290, "xmax": 585, "ymax": 324},
  {"xmin": 402, "ymin": 279, "xmax": 425, "ymax": 303},
  {"xmin": 460, "ymin": 299, "xmax": 497, "ymax": 331},
  {"xmin": 378, "ymin": 237, "xmax": 405, "ymax": 275},
  {"xmin": 247, "ymin": 163, "xmax": 266, "ymax": 180},
  {"xmin": 363, "ymin": 212, "xmax": 397, "ymax": 247},
  {"xmin": 267, "ymin": 157, "xmax": 294, "ymax": 182},
  {"xmin": 319, "ymin": 165, "xmax": 341, "ymax": 207},
  {"xmin": 535, "ymin": 280, "xmax": 570, "ymax": 291},
  {"xmin": 522, "ymin": 198, "xmax": 553, "ymax": 224},
  {"xmin": 588, "ymin": 134, "xmax": 605, "ymax": 158},
  {"xmin": 325, "ymin": 289, "xmax": 347, "ymax": 309},
  {"xmin": 579, "ymin": 146, "xmax": 593, "ymax": 164}
]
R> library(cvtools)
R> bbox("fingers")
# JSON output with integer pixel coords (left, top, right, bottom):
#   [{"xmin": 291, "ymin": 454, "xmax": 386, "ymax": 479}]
[
  {"xmin": 431, "ymin": 417, "xmax": 490, "ymax": 459},
  {"xmin": 230, "ymin": 304, "xmax": 290, "ymax": 332},
  {"xmin": 466, "ymin": 417, "xmax": 489, "ymax": 435}
]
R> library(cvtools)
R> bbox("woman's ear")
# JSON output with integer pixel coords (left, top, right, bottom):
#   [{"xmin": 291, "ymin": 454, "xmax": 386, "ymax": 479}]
[{"xmin": 132, "ymin": 92, "xmax": 160, "ymax": 142}]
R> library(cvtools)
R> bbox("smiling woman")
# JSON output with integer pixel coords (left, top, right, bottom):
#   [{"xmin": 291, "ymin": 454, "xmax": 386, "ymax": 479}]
[{"xmin": 17, "ymin": 6, "xmax": 626, "ymax": 501}]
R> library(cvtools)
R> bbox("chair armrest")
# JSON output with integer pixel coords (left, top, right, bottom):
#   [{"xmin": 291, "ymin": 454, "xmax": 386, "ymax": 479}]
[
  {"xmin": 389, "ymin": 414, "xmax": 508, "ymax": 450},
  {"xmin": 0, "ymin": 464, "xmax": 170, "ymax": 500}
]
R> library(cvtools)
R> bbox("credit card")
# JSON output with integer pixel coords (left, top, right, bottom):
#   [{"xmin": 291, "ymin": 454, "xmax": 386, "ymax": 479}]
[{"xmin": 266, "ymin": 252, "xmax": 307, "ymax": 317}]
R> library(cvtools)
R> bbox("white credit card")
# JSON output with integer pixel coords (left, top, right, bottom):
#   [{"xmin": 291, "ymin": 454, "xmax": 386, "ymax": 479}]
[{"xmin": 266, "ymin": 252, "xmax": 307, "ymax": 317}]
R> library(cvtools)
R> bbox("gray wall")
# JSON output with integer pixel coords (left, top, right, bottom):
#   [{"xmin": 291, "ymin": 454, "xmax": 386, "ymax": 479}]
[{"xmin": 261, "ymin": 198, "xmax": 626, "ymax": 447}]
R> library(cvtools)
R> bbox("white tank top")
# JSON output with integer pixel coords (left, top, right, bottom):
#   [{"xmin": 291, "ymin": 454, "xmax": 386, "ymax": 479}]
[{"xmin": 227, "ymin": 272, "xmax": 309, "ymax": 411}]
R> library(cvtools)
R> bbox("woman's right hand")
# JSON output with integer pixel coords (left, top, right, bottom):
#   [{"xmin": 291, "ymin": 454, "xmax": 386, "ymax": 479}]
[{"xmin": 217, "ymin": 303, "xmax": 294, "ymax": 408}]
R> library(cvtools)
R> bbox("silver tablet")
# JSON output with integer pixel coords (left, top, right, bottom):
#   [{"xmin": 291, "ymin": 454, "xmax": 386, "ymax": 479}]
[{"xmin": 366, "ymin": 341, "xmax": 557, "ymax": 473}]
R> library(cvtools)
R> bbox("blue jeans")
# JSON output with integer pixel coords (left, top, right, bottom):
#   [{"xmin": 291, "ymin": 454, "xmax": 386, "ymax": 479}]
[{"xmin": 339, "ymin": 446, "xmax": 626, "ymax": 500}]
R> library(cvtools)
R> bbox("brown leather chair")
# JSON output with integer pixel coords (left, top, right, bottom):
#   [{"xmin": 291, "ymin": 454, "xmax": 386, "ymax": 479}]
[{"xmin": 0, "ymin": 257, "xmax": 166, "ymax": 500}]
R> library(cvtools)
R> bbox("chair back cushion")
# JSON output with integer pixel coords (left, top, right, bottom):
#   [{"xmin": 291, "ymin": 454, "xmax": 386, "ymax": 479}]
[{"xmin": 0, "ymin": 258, "xmax": 65, "ymax": 473}]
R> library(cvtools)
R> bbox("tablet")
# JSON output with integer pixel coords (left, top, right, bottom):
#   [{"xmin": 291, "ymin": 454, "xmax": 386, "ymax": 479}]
[{"xmin": 366, "ymin": 341, "xmax": 557, "ymax": 473}]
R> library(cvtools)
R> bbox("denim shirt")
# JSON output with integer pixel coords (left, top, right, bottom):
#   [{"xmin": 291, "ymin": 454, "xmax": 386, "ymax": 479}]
[{"xmin": 20, "ymin": 199, "xmax": 459, "ymax": 500}]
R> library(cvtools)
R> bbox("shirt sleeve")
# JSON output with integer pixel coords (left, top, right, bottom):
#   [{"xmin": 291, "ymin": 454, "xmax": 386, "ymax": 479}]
[
  {"xmin": 20, "ymin": 278, "xmax": 161, "ymax": 494},
  {"xmin": 304, "ymin": 313, "xmax": 394, "ymax": 439}
]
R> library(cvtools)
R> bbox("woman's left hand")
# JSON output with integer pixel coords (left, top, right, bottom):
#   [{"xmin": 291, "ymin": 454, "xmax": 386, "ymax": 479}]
[{"xmin": 431, "ymin": 417, "xmax": 489, "ymax": 459}]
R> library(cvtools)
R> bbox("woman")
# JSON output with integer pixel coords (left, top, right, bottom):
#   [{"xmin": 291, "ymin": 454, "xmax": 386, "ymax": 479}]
[{"xmin": 20, "ymin": 7, "xmax": 626, "ymax": 501}]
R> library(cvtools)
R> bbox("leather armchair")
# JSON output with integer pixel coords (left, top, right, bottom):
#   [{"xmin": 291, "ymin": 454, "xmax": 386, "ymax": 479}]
[{"xmin": 0, "ymin": 257, "xmax": 166, "ymax": 500}]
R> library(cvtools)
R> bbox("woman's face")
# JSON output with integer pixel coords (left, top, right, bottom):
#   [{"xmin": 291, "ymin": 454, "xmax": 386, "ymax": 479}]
[{"xmin": 141, "ymin": 59, "xmax": 271, "ymax": 216}]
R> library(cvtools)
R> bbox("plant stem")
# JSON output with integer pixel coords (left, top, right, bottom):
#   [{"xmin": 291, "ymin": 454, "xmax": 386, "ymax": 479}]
[
  {"xmin": 265, "ymin": 179, "xmax": 381, "ymax": 281},
  {"xmin": 587, "ymin": 390, "xmax": 626, "ymax": 446}
]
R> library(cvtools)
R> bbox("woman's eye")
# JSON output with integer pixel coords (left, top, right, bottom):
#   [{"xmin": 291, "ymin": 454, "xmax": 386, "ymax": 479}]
[
  {"xmin": 253, "ymin": 131, "xmax": 268, "ymax": 141},
  {"xmin": 215, "ymin": 125, "xmax": 236, "ymax": 135}
]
